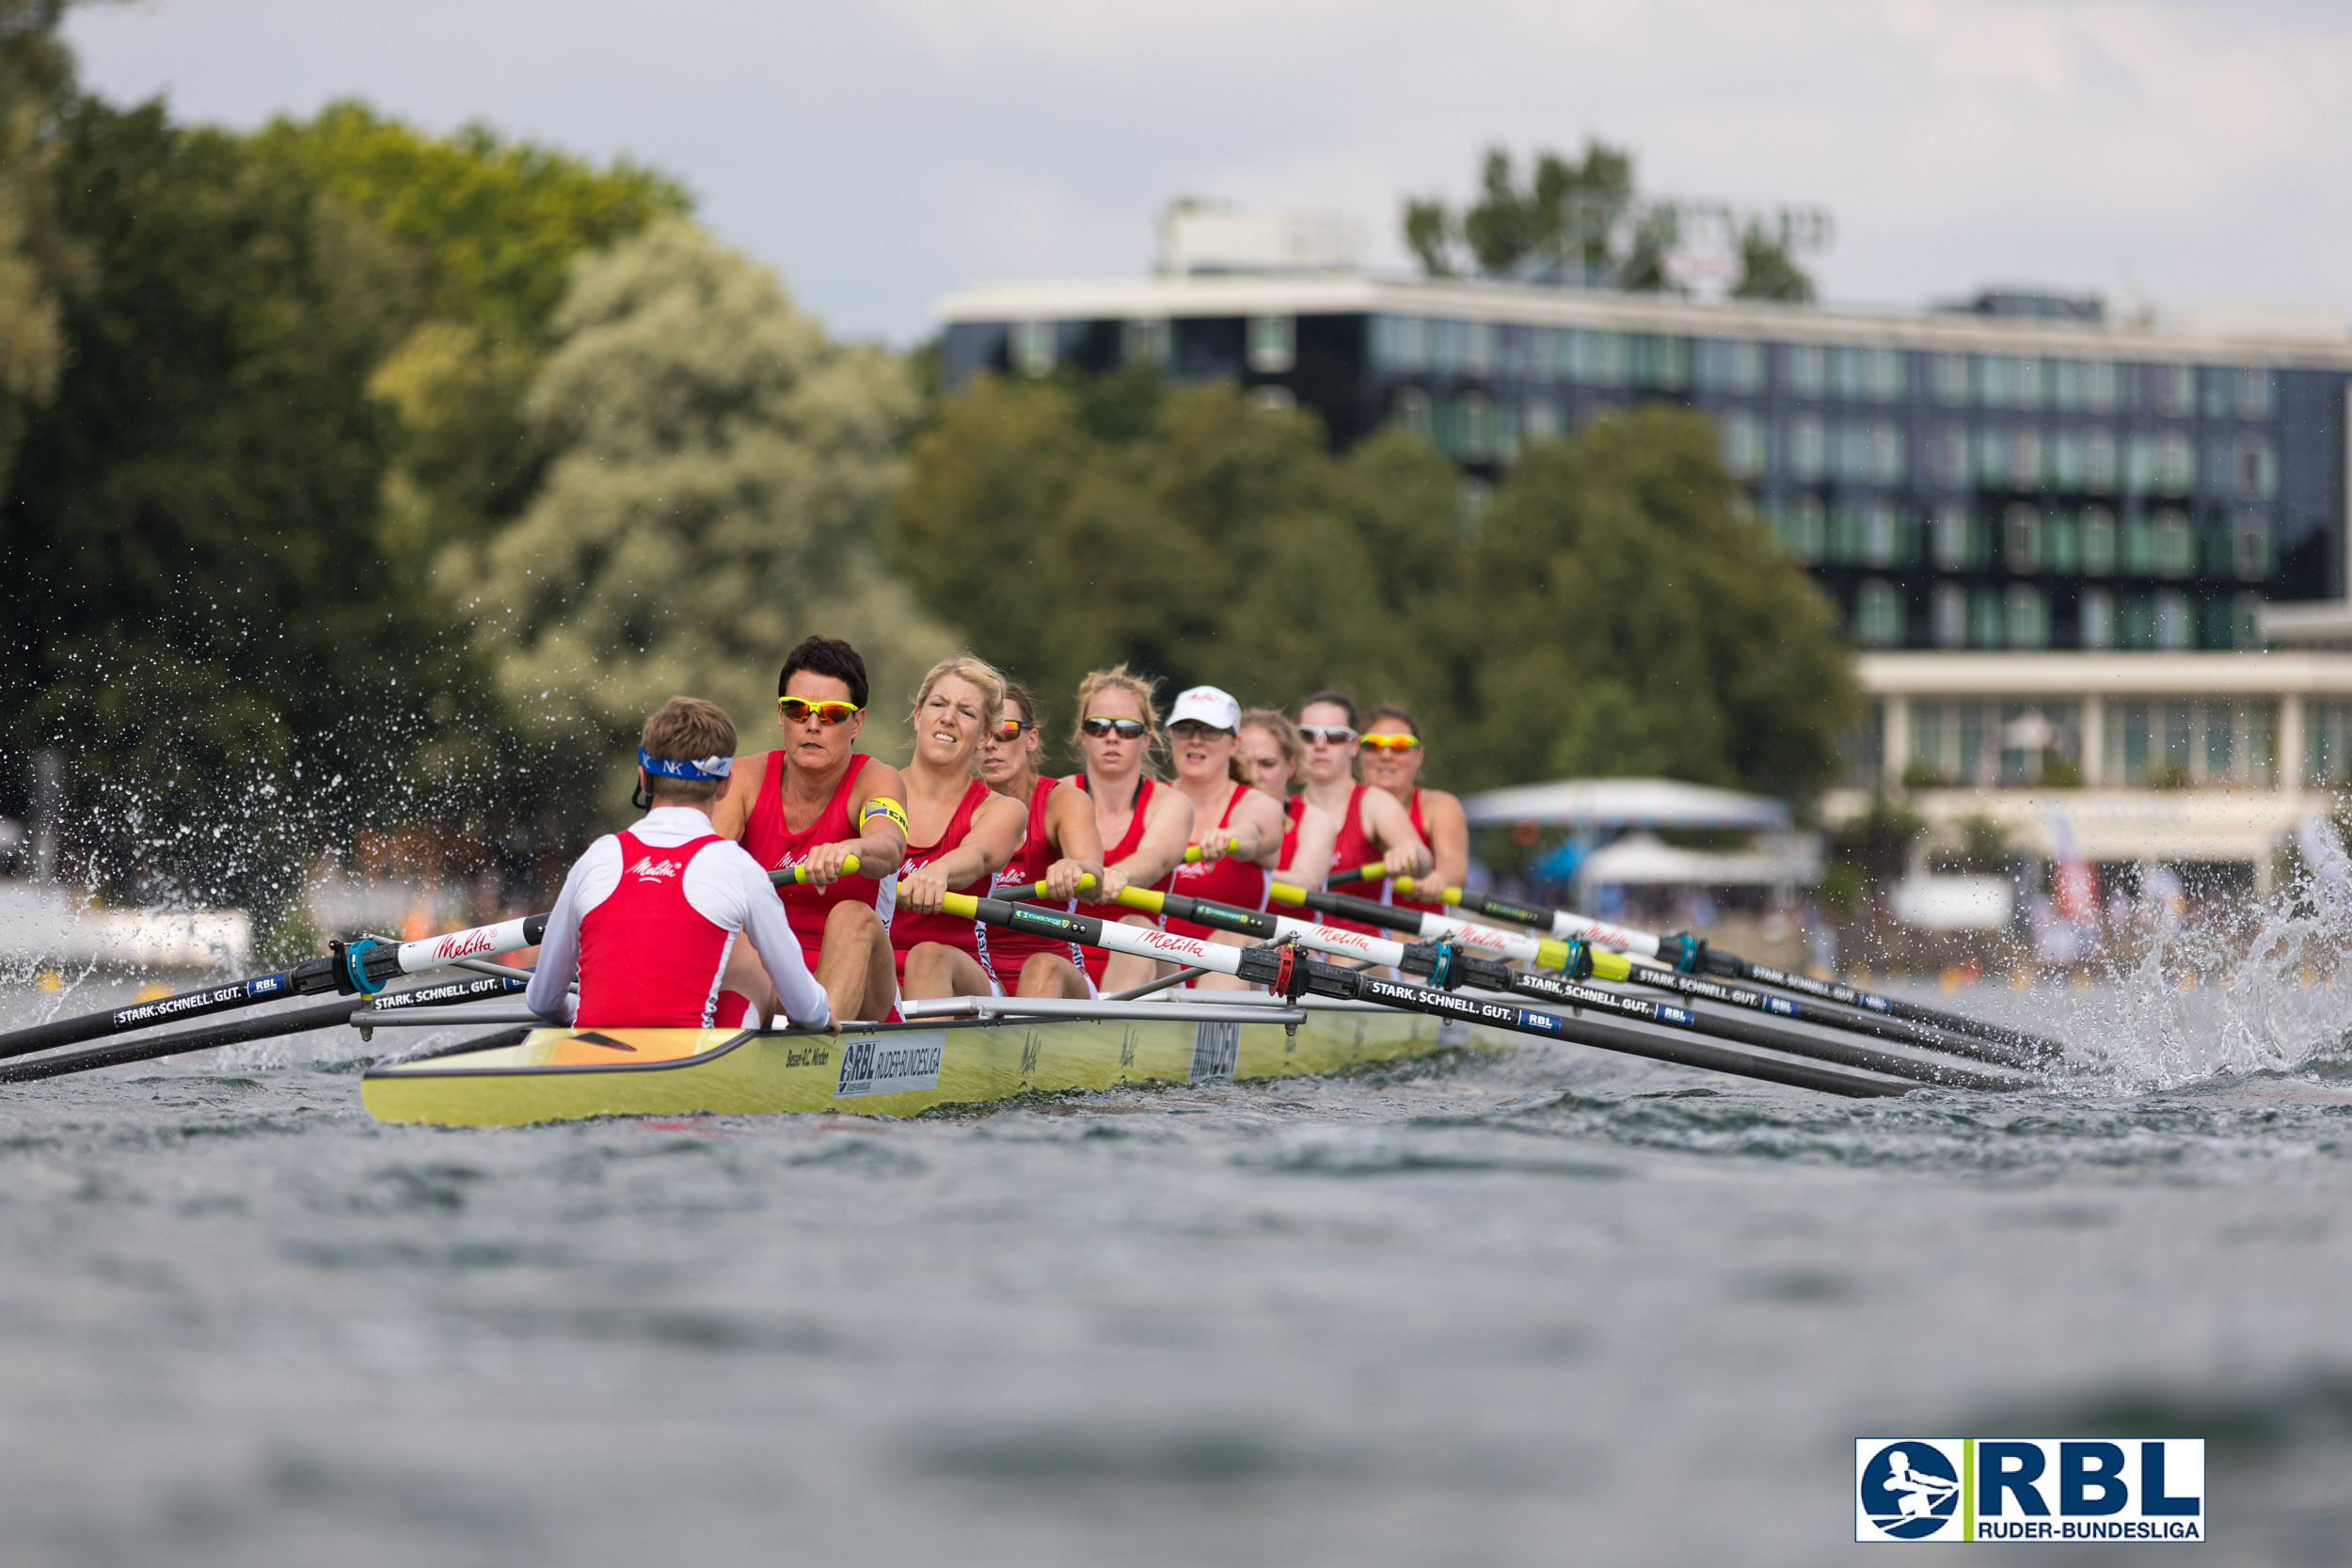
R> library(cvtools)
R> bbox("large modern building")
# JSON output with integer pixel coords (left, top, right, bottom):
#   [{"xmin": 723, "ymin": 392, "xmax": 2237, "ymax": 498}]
[{"xmin": 935, "ymin": 236, "xmax": 2352, "ymax": 893}]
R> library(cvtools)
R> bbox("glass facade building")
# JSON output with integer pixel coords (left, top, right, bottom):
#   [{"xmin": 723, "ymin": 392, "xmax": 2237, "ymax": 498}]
[{"xmin": 939, "ymin": 277, "xmax": 2352, "ymax": 653}]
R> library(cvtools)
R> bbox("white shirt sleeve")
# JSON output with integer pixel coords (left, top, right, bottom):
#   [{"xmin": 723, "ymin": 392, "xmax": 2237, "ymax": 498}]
[
  {"xmin": 681, "ymin": 842, "xmax": 831, "ymax": 1031},
  {"xmin": 524, "ymin": 836, "xmax": 622, "ymax": 1024}
]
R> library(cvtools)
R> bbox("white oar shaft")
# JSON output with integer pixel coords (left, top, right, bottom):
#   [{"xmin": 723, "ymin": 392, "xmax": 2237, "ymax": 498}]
[{"xmin": 392, "ymin": 916, "xmax": 538, "ymax": 975}]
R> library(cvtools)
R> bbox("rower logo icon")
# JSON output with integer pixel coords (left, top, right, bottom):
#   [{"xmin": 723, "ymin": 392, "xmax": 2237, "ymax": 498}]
[
  {"xmin": 625, "ymin": 856, "xmax": 682, "ymax": 883},
  {"xmin": 1858, "ymin": 1441, "xmax": 1962, "ymax": 1540}
]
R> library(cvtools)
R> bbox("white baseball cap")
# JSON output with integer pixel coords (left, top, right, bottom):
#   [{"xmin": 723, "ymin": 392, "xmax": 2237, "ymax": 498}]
[{"xmin": 1167, "ymin": 685, "xmax": 1242, "ymax": 733}]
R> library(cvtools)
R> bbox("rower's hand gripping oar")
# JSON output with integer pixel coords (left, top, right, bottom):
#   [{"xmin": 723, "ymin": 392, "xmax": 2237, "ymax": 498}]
[
  {"xmin": 1394, "ymin": 877, "xmax": 2065, "ymax": 1064},
  {"xmin": 1118, "ymin": 886, "xmax": 2028, "ymax": 1092},
  {"xmin": 939, "ymin": 891, "xmax": 1909, "ymax": 1099}
]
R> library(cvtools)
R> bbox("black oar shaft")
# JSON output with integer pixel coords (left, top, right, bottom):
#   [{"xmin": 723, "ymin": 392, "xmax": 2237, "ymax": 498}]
[
  {"xmin": 0, "ymin": 975, "xmax": 526, "ymax": 1084},
  {"xmin": 1709, "ymin": 955, "xmax": 2062, "ymax": 1064}
]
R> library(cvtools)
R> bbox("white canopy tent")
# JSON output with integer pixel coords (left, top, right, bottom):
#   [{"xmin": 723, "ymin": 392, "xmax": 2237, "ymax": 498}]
[
  {"xmin": 1575, "ymin": 831, "xmax": 1821, "ymax": 890},
  {"xmin": 1461, "ymin": 777, "xmax": 1790, "ymax": 832}
]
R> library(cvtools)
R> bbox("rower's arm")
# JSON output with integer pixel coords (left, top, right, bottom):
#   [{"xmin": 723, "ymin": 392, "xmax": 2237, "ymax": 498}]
[
  {"xmin": 830, "ymin": 759, "xmax": 909, "ymax": 879},
  {"xmin": 1227, "ymin": 786, "xmax": 1284, "ymax": 868},
  {"xmin": 735, "ymin": 863, "xmax": 833, "ymax": 1032},
  {"xmin": 1274, "ymin": 800, "xmax": 1338, "ymax": 889},
  {"xmin": 898, "ymin": 796, "xmax": 1024, "ymax": 911},
  {"xmin": 707, "ymin": 752, "xmax": 765, "ymax": 840},
  {"xmin": 1363, "ymin": 788, "xmax": 1434, "ymax": 878},
  {"xmin": 1041, "ymin": 784, "xmax": 1104, "ymax": 899},
  {"xmin": 1422, "ymin": 788, "xmax": 1471, "ymax": 892},
  {"xmin": 1114, "ymin": 786, "xmax": 1196, "ymax": 891},
  {"xmin": 523, "ymin": 855, "xmax": 593, "ymax": 1023}
]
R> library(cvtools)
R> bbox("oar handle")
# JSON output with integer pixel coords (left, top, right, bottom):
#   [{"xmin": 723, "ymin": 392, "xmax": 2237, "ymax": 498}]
[
  {"xmin": 918, "ymin": 873, "xmax": 1096, "ymax": 900},
  {"xmin": 781, "ymin": 854, "xmax": 859, "ymax": 886},
  {"xmin": 1180, "ymin": 835, "xmax": 1243, "ymax": 864},
  {"xmin": 1324, "ymin": 863, "xmax": 1389, "ymax": 887}
]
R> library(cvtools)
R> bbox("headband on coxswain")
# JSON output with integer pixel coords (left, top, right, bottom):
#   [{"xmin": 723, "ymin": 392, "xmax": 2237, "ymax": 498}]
[{"xmin": 637, "ymin": 748, "xmax": 734, "ymax": 780}]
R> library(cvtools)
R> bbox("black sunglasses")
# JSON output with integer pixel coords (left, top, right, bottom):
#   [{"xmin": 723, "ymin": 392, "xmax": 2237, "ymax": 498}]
[{"xmin": 1081, "ymin": 716, "xmax": 1149, "ymax": 740}]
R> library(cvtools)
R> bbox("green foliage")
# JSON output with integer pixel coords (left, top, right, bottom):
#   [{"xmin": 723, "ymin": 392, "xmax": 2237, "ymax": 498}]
[
  {"xmin": 459, "ymin": 218, "xmax": 951, "ymax": 824},
  {"xmin": 1815, "ymin": 861, "xmax": 1865, "ymax": 919},
  {"xmin": 1900, "ymin": 760, "xmax": 1947, "ymax": 791},
  {"xmin": 1827, "ymin": 794, "xmax": 1927, "ymax": 893},
  {"xmin": 897, "ymin": 383, "xmax": 1856, "ymax": 802},
  {"xmin": 0, "ymin": 0, "xmax": 77, "ymax": 495},
  {"xmin": 1732, "ymin": 221, "xmax": 1816, "ymax": 304}
]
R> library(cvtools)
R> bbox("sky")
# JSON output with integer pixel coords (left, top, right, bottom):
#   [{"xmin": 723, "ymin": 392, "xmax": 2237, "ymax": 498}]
[{"xmin": 63, "ymin": 0, "xmax": 2352, "ymax": 345}]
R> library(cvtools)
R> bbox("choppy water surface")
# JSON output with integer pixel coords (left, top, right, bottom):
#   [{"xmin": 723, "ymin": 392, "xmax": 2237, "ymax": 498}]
[{"xmin": 3, "ymin": 958, "xmax": 2351, "ymax": 1566}]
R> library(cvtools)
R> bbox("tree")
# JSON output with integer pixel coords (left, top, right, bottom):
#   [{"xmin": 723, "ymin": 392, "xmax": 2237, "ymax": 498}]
[
  {"xmin": 0, "ymin": 0, "xmax": 77, "ymax": 496},
  {"xmin": 1434, "ymin": 404, "xmax": 1858, "ymax": 801},
  {"xmin": 1732, "ymin": 220, "xmax": 1817, "ymax": 304},
  {"xmin": 459, "ymin": 219, "xmax": 950, "ymax": 821}
]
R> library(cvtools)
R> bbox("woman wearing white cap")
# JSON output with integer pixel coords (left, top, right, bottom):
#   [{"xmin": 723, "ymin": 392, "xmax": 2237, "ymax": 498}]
[{"xmin": 1163, "ymin": 684, "xmax": 1283, "ymax": 989}]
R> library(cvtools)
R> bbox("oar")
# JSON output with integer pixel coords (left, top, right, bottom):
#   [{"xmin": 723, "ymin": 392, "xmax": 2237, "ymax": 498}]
[
  {"xmin": 0, "ymin": 853, "xmax": 860, "ymax": 1065},
  {"xmin": 1266, "ymin": 883, "xmax": 2041, "ymax": 1071},
  {"xmin": 1394, "ymin": 878, "xmax": 2066, "ymax": 1064},
  {"xmin": 1325, "ymin": 863, "xmax": 1385, "ymax": 887},
  {"xmin": 941, "ymin": 892, "xmax": 1912, "ymax": 1099},
  {"xmin": 1118, "ymin": 887, "xmax": 2029, "ymax": 1092},
  {"xmin": 0, "ymin": 974, "xmax": 526, "ymax": 1084}
]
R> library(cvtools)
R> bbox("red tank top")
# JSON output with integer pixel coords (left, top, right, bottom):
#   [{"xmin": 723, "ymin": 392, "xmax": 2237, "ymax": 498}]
[
  {"xmin": 1318, "ymin": 784, "xmax": 1390, "ymax": 936},
  {"xmin": 1391, "ymin": 789, "xmax": 1445, "ymax": 916},
  {"xmin": 1279, "ymin": 795, "xmax": 1304, "ymax": 872},
  {"xmin": 1164, "ymin": 785, "xmax": 1268, "ymax": 940},
  {"xmin": 890, "ymin": 778, "xmax": 994, "ymax": 981},
  {"xmin": 987, "ymin": 776, "xmax": 1088, "ymax": 989},
  {"xmin": 575, "ymin": 831, "xmax": 735, "ymax": 1028},
  {"xmin": 1073, "ymin": 773, "xmax": 1163, "ymax": 985},
  {"xmin": 739, "ymin": 750, "xmax": 894, "ymax": 966}
]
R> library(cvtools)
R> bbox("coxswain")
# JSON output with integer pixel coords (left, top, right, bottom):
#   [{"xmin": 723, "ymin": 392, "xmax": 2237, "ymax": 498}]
[
  {"xmin": 1160, "ymin": 686, "xmax": 1282, "ymax": 990},
  {"xmin": 1357, "ymin": 702, "xmax": 1471, "ymax": 917},
  {"xmin": 527, "ymin": 698, "xmax": 834, "ymax": 1034},
  {"xmin": 976, "ymin": 678, "xmax": 1104, "ymax": 999},
  {"xmin": 710, "ymin": 635, "xmax": 908, "ymax": 1022},
  {"xmin": 892, "ymin": 656, "xmax": 1027, "ymax": 1001},
  {"xmin": 1060, "ymin": 665, "xmax": 1193, "ymax": 994},
  {"xmin": 1237, "ymin": 707, "xmax": 1336, "ymax": 889},
  {"xmin": 1294, "ymin": 689, "xmax": 1430, "ymax": 934}
]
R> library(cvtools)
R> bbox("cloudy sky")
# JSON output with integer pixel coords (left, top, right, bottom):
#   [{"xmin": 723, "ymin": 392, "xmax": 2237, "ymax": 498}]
[{"xmin": 65, "ymin": 0, "xmax": 2352, "ymax": 344}]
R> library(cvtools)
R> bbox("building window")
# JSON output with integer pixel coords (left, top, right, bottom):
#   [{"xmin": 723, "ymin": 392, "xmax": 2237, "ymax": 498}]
[
  {"xmin": 2153, "ymin": 509, "xmax": 2194, "ymax": 578},
  {"xmin": 1970, "ymin": 588, "xmax": 2004, "ymax": 648},
  {"xmin": 2155, "ymin": 590, "xmax": 2192, "ymax": 649},
  {"xmin": 2157, "ymin": 431, "xmax": 2195, "ymax": 493},
  {"xmin": 2081, "ymin": 361, "xmax": 2122, "ymax": 414},
  {"xmin": 1777, "ymin": 494, "xmax": 1827, "ymax": 560},
  {"xmin": 2079, "ymin": 587, "xmax": 2113, "ymax": 649},
  {"xmin": 2081, "ymin": 506, "xmax": 2117, "ymax": 575},
  {"xmin": 1247, "ymin": 315, "xmax": 1297, "ymax": 374},
  {"xmin": 1458, "ymin": 392, "xmax": 1497, "ymax": 459},
  {"xmin": 1011, "ymin": 319, "xmax": 1057, "ymax": 377},
  {"xmin": 1569, "ymin": 330, "xmax": 1628, "ymax": 386},
  {"xmin": 1695, "ymin": 339, "xmax": 1765, "ymax": 394},
  {"xmin": 2008, "ymin": 428, "xmax": 2042, "ymax": 490},
  {"xmin": 2004, "ymin": 503, "xmax": 2042, "ymax": 573},
  {"xmin": 1379, "ymin": 316, "xmax": 1428, "ymax": 372},
  {"xmin": 1932, "ymin": 582, "xmax": 1966, "ymax": 647},
  {"xmin": 1931, "ymin": 353, "xmax": 1969, "ymax": 405},
  {"xmin": 2006, "ymin": 585, "xmax": 2049, "ymax": 648},
  {"xmin": 2050, "ymin": 431, "xmax": 2083, "ymax": 491},
  {"xmin": 1394, "ymin": 386, "xmax": 1433, "ymax": 442},
  {"xmin": 1462, "ymin": 321, "xmax": 1497, "ymax": 377},
  {"xmin": 1719, "ymin": 411, "xmax": 1764, "ymax": 478},
  {"xmin": 2235, "ymin": 592, "xmax": 2262, "ymax": 649},
  {"xmin": 2051, "ymin": 359, "xmax": 2084, "ymax": 411},
  {"xmin": 2122, "ymin": 513, "xmax": 2155, "ymax": 576},
  {"xmin": 1974, "ymin": 426, "xmax": 2006, "ymax": 487},
  {"xmin": 1932, "ymin": 503, "xmax": 1971, "ymax": 570},
  {"xmin": 2235, "ymin": 368, "xmax": 2274, "ymax": 421},
  {"xmin": 1931, "ymin": 424, "xmax": 1966, "ymax": 487},
  {"xmin": 1857, "ymin": 579, "xmax": 1904, "ymax": 646},
  {"xmin": 2044, "ymin": 511, "xmax": 2081, "ymax": 575},
  {"xmin": 2233, "ymin": 512, "xmax": 2271, "ymax": 581},
  {"xmin": 2149, "ymin": 363, "xmax": 2195, "ymax": 417},
  {"xmin": 1787, "ymin": 415, "xmax": 1827, "ymax": 482},
  {"xmin": 2233, "ymin": 434, "xmax": 2278, "ymax": 499},
  {"xmin": 1784, "ymin": 343, "xmax": 1826, "ymax": 398},
  {"xmin": 2082, "ymin": 429, "xmax": 2117, "ymax": 492},
  {"xmin": 1429, "ymin": 319, "xmax": 1463, "ymax": 374},
  {"xmin": 1523, "ymin": 397, "xmax": 1562, "ymax": 444},
  {"xmin": 1121, "ymin": 317, "xmax": 1172, "ymax": 368},
  {"xmin": 1631, "ymin": 335, "xmax": 1690, "ymax": 388},
  {"xmin": 2200, "ymin": 367, "xmax": 2235, "ymax": 420},
  {"xmin": 1863, "ymin": 500, "xmax": 1901, "ymax": 566}
]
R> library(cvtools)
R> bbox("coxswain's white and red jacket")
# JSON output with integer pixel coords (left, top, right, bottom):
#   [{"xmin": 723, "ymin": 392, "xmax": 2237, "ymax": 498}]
[{"xmin": 525, "ymin": 805, "xmax": 831, "ymax": 1031}]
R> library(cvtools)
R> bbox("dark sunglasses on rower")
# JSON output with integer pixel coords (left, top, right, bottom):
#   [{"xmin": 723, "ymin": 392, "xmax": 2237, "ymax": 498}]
[
  {"xmin": 780, "ymin": 697, "xmax": 863, "ymax": 725},
  {"xmin": 1081, "ymin": 716, "xmax": 1149, "ymax": 740},
  {"xmin": 1298, "ymin": 724, "xmax": 1359, "ymax": 745}
]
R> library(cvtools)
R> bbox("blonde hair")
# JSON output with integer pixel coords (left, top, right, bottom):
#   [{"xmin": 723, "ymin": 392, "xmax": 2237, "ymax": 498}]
[
  {"xmin": 1238, "ymin": 707, "xmax": 1306, "ymax": 793},
  {"xmin": 1072, "ymin": 664, "xmax": 1167, "ymax": 777},
  {"xmin": 640, "ymin": 696, "xmax": 738, "ymax": 804},
  {"xmin": 910, "ymin": 654, "xmax": 1007, "ymax": 735}
]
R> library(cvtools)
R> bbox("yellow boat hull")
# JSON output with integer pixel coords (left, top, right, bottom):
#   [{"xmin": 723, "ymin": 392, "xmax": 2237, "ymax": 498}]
[{"xmin": 359, "ymin": 1006, "xmax": 1492, "ymax": 1129}]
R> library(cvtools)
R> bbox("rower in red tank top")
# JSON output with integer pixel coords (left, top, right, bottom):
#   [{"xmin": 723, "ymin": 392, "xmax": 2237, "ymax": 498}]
[
  {"xmin": 1161, "ymin": 686, "xmax": 1283, "ymax": 986},
  {"xmin": 1064, "ymin": 666, "xmax": 1194, "ymax": 993},
  {"xmin": 892, "ymin": 657, "xmax": 1027, "ymax": 1001},
  {"xmin": 893, "ymin": 777, "xmax": 997, "ymax": 982},
  {"xmin": 1164, "ymin": 784, "xmax": 1269, "ymax": 939},
  {"xmin": 1293, "ymin": 690, "xmax": 1433, "ymax": 940},
  {"xmin": 575, "ymin": 828, "xmax": 735, "ymax": 1026},
  {"xmin": 1358, "ymin": 704, "xmax": 1470, "ymax": 920},
  {"xmin": 710, "ymin": 636, "xmax": 909, "ymax": 1024},
  {"xmin": 977, "ymin": 678, "xmax": 1105, "ymax": 999},
  {"xmin": 1237, "ymin": 708, "xmax": 1336, "ymax": 890}
]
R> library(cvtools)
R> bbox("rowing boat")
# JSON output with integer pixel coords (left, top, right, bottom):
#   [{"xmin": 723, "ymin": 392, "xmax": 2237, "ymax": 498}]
[{"xmin": 359, "ymin": 993, "xmax": 1495, "ymax": 1128}]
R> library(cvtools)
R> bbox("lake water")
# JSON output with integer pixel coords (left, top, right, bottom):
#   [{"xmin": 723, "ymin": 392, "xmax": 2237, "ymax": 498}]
[{"xmin": 2, "ymin": 945, "xmax": 2349, "ymax": 1566}]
